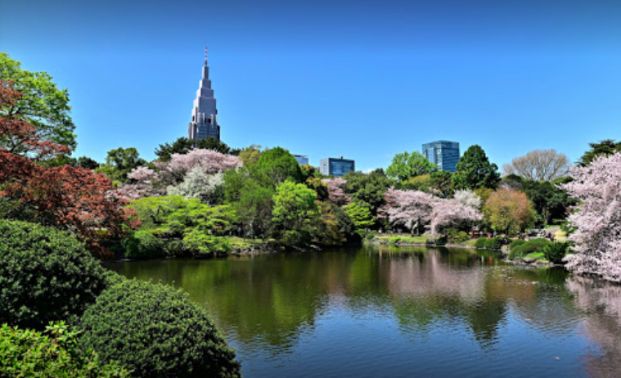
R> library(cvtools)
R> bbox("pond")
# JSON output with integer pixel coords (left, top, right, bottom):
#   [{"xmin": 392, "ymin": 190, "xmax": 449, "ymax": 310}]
[{"xmin": 108, "ymin": 246, "xmax": 621, "ymax": 378}]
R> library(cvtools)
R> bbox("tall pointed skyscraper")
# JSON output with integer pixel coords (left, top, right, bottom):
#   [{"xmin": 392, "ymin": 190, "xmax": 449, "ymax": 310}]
[{"xmin": 188, "ymin": 48, "xmax": 220, "ymax": 142}]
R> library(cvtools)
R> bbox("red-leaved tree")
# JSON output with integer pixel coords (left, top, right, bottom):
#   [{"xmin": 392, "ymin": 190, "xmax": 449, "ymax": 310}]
[{"xmin": 1, "ymin": 80, "xmax": 130, "ymax": 254}]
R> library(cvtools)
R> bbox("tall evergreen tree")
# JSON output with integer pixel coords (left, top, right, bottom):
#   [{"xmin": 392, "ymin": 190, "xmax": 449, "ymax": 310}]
[{"xmin": 452, "ymin": 145, "xmax": 500, "ymax": 190}]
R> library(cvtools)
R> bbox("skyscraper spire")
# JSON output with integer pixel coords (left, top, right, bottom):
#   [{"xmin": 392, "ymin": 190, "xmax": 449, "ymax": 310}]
[{"xmin": 188, "ymin": 48, "xmax": 220, "ymax": 142}]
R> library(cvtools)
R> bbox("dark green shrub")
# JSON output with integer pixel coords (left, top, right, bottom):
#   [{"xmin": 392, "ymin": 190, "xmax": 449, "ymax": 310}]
[
  {"xmin": 509, "ymin": 238, "xmax": 551, "ymax": 260},
  {"xmin": 0, "ymin": 220, "xmax": 107, "ymax": 330},
  {"xmin": 79, "ymin": 279, "xmax": 240, "ymax": 377},
  {"xmin": 543, "ymin": 242, "xmax": 569, "ymax": 264},
  {"xmin": 475, "ymin": 237, "xmax": 502, "ymax": 250},
  {"xmin": 122, "ymin": 230, "xmax": 166, "ymax": 259},
  {"xmin": 0, "ymin": 322, "xmax": 127, "ymax": 377},
  {"xmin": 447, "ymin": 229, "xmax": 470, "ymax": 243}
]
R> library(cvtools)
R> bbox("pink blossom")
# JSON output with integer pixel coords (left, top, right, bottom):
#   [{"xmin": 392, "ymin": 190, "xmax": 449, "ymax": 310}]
[
  {"xmin": 378, "ymin": 188, "xmax": 437, "ymax": 232},
  {"xmin": 430, "ymin": 198, "xmax": 482, "ymax": 235},
  {"xmin": 164, "ymin": 149, "xmax": 241, "ymax": 180},
  {"xmin": 322, "ymin": 177, "xmax": 350, "ymax": 205},
  {"xmin": 563, "ymin": 153, "xmax": 621, "ymax": 283}
]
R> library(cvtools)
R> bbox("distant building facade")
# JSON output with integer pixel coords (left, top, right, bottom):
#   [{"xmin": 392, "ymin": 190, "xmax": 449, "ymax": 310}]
[
  {"xmin": 188, "ymin": 49, "xmax": 220, "ymax": 142},
  {"xmin": 293, "ymin": 154, "xmax": 309, "ymax": 165},
  {"xmin": 320, "ymin": 157, "xmax": 355, "ymax": 177},
  {"xmin": 422, "ymin": 141, "xmax": 460, "ymax": 172}
]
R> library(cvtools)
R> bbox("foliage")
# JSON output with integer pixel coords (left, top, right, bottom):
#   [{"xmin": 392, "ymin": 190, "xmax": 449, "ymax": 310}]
[
  {"xmin": 503, "ymin": 149, "xmax": 570, "ymax": 181},
  {"xmin": 122, "ymin": 229, "xmax": 166, "ymax": 259},
  {"xmin": 483, "ymin": 189, "xmax": 535, "ymax": 235},
  {"xmin": 234, "ymin": 180, "xmax": 274, "ymax": 238},
  {"xmin": 127, "ymin": 195, "xmax": 236, "ymax": 257},
  {"xmin": 343, "ymin": 169, "xmax": 392, "ymax": 214},
  {"xmin": 167, "ymin": 167, "xmax": 224, "ymax": 204},
  {"xmin": 386, "ymin": 151, "xmax": 436, "ymax": 181},
  {"xmin": 508, "ymin": 238, "xmax": 551, "ymax": 260},
  {"xmin": 452, "ymin": 145, "xmax": 500, "ymax": 190},
  {"xmin": 183, "ymin": 229, "xmax": 231, "ymax": 256},
  {"xmin": 315, "ymin": 201, "xmax": 357, "ymax": 246},
  {"xmin": 343, "ymin": 200, "xmax": 375, "ymax": 234},
  {"xmin": 521, "ymin": 179, "xmax": 573, "ymax": 225},
  {"xmin": 474, "ymin": 237, "xmax": 502, "ymax": 251},
  {"xmin": 430, "ymin": 170, "xmax": 454, "ymax": 197},
  {"xmin": 0, "ymin": 220, "xmax": 107, "ymax": 330},
  {"xmin": 96, "ymin": 147, "xmax": 146, "ymax": 183},
  {"xmin": 446, "ymin": 229, "xmax": 470, "ymax": 243},
  {"xmin": 155, "ymin": 137, "xmax": 233, "ymax": 161},
  {"xmin": 401, "ymin": 174, "xmax": 432, "ymax": 192},
  {"xmin": 0, "ymin": 322, "xmax": 127, "ymax": 377},
  {"xmin": 237, "ymin": 145, "xmax": 262, "ymax": 166},
  {"xmin": 79, "ymin": 279, "xmax": 240, "ymax": 377},
  {"xmin": 252, "ymin": 147, "xmax": 302, "ymax": 186},
  {"xmin": 271, "ymin": 180, "xmax": 319, "ymax": 248},
  {"xmin": 0, "ymin": 53, "xmax": 76, "ymax": 151},
  {"xmin": 75, "ymin": 156, "xmax": 100, "ymax": 169},
  {"xmin": 543, "ymin": 242, "xmax": 570, "ymax": 264},
  {"xmin": 562, "ymin": 153, "xmax": 621, "ymax": 282},
  {"xmin": 578, "ymin": 139, "xmax": 621, "ymax": 167}
]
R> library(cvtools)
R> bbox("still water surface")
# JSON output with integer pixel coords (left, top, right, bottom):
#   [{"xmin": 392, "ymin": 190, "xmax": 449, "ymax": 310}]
[{"xmin": 109, "ymin": 246, "xmax": 621, "ymax": 378}]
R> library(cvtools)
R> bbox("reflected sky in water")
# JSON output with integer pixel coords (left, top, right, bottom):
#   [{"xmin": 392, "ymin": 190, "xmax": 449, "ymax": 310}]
[{"xmin": 109, "ymin": 246, "xmax": 621, "ymax": 378}]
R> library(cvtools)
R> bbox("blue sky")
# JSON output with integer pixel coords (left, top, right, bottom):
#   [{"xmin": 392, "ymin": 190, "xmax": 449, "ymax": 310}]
[{"xmin": 2, "ymin": 0, "xmax": 621, "ymax": 171}]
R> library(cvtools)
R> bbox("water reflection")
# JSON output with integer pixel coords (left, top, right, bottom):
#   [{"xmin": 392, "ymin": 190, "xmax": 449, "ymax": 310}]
[{"xmin": 109, "ymin": 246, "xmax": 621, "ymax": 377}]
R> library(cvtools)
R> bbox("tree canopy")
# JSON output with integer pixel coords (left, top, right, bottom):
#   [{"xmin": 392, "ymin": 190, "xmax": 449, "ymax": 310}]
[
  {"xmin": 0, "ymin": 53, "xmax": 76, "ymax": 152},
  {"xmin": 452, "ymin": 145, "xmax": 500, "ymax": 190},
  {"xmin": 386, "ymin": 151, "xmax": 436, "ymax": 181},
  {"xmin": 503, "ymin": 149, "xmax": 570, "ymax": 181},
  {"xmin": 578, "ymin": 139, "xmax": 621, "ymax": 167}
]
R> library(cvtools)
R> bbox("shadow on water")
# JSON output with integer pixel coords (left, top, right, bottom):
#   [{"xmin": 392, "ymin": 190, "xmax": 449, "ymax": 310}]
[{"xmin": 107, "ymin": 245, "xmax": 621, "ymax": 377}]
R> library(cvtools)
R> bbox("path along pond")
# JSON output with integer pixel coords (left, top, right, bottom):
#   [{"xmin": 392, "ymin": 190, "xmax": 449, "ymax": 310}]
[{"xmin": 108, "ymin": 245, "xmax": 621, "ymax": 378}]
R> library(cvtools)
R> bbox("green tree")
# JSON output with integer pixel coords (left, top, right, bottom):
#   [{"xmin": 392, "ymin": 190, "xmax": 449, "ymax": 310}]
[
  {"xmin": 343, "ymin": 200, "xmax": 374, "ymax": 234},
  {"xmin": 452, "ymin": 145, "xmax": 500, "ymax": 190},
  {"xmin": 430, "ymin": 170, "xmax": 454, "ymax": 198},
  {"xmin": 343, "ymin": 169, "xmax": 392, "ymax": 214},
  {"xmin": 578, "ymin": 139, "xmax": 621, "ymax": 167},
  {"xmin": 252, "ymin": 147, "xmax": 302, "ymax": 186},
  {"xmin": 386, "ymin": 151, "xmax": 436, "ymax": 181},
  {"xmin": 96, "ymin": 147, "xmax": 146, "ymax": 182},
  {"xmin": 272, "ymin": 181, "xmax": 319, "ymax": 247},
  {"xmin": 235, "ymin": 180, "xmax": 274, "ymax": 238},
  {"xmin": 0, "ymin": 52, "xmax": 76, "ymax": 152},
  {"xmin": 75, "ymin": 156, "xmax": 100, "ymax": 169}
]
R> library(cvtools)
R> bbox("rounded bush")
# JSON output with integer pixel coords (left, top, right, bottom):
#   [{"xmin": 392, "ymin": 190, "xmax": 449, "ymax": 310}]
[
  {"xmin": 79, "ymin": 279, "xmax": 240, "ymax": 377},
  {"xmin": 509, "ymin": 238, "xmax": 551, "ymax": 260},
  {"xmin": 0, "ymin": 220, "xmax": 107, "ymax": 330}
]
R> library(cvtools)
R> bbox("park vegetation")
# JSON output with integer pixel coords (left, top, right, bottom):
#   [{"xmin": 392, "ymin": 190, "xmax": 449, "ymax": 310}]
[{"xmin": 2, "ymin": 50, "xmax": 621, "ymax": 374}]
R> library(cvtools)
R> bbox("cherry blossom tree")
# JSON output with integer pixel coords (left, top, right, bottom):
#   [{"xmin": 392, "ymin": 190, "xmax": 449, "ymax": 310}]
[
  {"xmin": 162, "ymin": 149, "xmax": 241, "ymax": 181},
  {"xmin": 167, "ymin": 167, "xmax": 224, "ymax": 204},
  {"xmin": 430, "ymin": 197, "xmax": 482, "ymax": 235},
  {"xmin": 563, "ymin": 153, "xmax": 621, "ymax": 283},
  {"xmin": 322, "ymin": 177, "xmax": 350, "ymax": 205},
  {"xmin": 453, "ymin": 190, "xmax": 482, "ymax": 209},
  {"xmin": 378, "ymin": 188, "xmax": 437, "ymax": 233}
]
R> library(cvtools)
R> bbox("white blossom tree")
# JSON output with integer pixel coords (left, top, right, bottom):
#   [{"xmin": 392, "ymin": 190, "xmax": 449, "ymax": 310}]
[
  {"xmin": 167, "ymin": 167, "xmax": 223, "ymax": 203},
  {"xmin": 430, "ymin": 197, "xmax": 482, "ymax": 235},
  {"xmin": 563, "ymin": 153, "xmax": 621, "ymax": 283}
]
